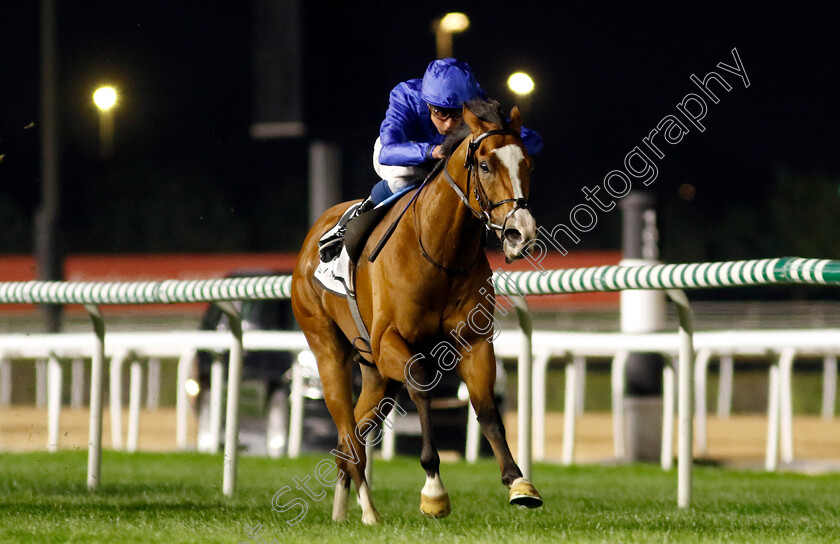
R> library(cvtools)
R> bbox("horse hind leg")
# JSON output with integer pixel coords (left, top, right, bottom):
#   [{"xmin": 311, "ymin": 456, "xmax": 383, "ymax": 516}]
[
  {"xmin": 292, "ymin": 240, "xmax": 381, "ymax": 523},
  {"xmin": 301, "ymin": 332, "xmax": 380, "ymax": 524},
  {"xmin": 313, "ymin": 350, "xmax": 360, "ymax": 523},
  {"xmin": 326, "ymin": 389, "xmax": 381, "ymax": 524},
  {"xmin": 325, "ymin": 367, "xmax": 381, "ymax": 525},
  {"xmin": 329, "ymin": 449, "xmax": 378, "ymax": 526},
  {"xmin": 332, "ymin": 471, "xmax": 351, "ymax": 522},
  {"xmin": 332, "ymin": 464, "xmax": 377, "ymax": 525},
  {"xmin": 343, "ymin": 364, "xmax": 406, "ymax": 525}
]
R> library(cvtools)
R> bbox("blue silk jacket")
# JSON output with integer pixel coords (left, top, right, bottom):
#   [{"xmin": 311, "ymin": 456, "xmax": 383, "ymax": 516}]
[{"xmin": 378, "ymin": 79, "xmax": 544, "ymax": 166}]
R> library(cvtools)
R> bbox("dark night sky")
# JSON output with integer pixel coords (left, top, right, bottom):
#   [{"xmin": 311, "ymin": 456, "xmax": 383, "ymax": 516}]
[{"xmin": 2, "ymin": 2, "xmax": 840, "ymax": 259}]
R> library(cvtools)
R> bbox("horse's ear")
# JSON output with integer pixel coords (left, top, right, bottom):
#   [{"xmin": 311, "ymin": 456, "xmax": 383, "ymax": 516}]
[
  {"xmin": 462, "ymin": 103, "xmax": 483, "ymax": 134},
  {"xmin": 509, "ymin": 106, "xmax": 523, "ymax": 133}
]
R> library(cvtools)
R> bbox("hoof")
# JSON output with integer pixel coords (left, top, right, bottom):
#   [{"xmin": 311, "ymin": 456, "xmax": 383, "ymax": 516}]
[
  {"xmin": 420, "ymin": 492, "xmax": 451, "ymax": 518},
  {"xmin": 509, "ymin": 477, "xmax": 543, "ymax": 508},
  {"xmin": 361, "ymin": 508, "xmax": 381, "ymax": 525}
]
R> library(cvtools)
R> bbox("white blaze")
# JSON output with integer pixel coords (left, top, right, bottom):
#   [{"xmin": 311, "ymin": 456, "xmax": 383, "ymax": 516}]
[
  {"xmin": 491, "ymin": 143, "xmax": 536, "ymax": 260},
  {"xmin": 491, "ymin": 144, "xmax": 526, "ymax": 198}
]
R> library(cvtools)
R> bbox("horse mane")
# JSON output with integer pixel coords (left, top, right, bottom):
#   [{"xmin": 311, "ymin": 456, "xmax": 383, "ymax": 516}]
[{"xmin": 440, "ymin": 98, "xmax": 509, "ymax": 157}]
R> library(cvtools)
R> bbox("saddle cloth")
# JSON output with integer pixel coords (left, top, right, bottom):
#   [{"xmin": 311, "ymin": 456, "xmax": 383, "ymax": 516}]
[{"xmin": 312, "ymin": 187, "xmax": 414, "ymax": 297}]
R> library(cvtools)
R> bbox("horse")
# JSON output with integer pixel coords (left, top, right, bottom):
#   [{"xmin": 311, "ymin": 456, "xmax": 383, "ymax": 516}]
[{"xmin": 291, "ymin": 98, "xmax": 542, "ymax": 525}]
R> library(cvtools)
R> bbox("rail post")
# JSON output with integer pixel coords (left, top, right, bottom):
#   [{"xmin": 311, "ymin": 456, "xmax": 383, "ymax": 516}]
[
  {"xmin": 666, "ymin": 289, "xmax": 694, "ymax": 508},
  {"xmin": 512, "ymin": 295, "xmax": 532, "ymax": 480},
  {"xmin": 217, "ymin": 302, "xmax": 244, "ymax": 497},
  {"xmin": 85, "ymin": 305, "xmax": 105, "ymax": 491}
]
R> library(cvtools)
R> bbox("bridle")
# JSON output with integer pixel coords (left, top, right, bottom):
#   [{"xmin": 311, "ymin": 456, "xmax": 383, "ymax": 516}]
[
  {"xmin": 442, "ymin": 128, "xmax": 530, "ymax": 234},
  {"xmin": 381, "ymin": 127, "xmax": 532, "ymax": 275}
]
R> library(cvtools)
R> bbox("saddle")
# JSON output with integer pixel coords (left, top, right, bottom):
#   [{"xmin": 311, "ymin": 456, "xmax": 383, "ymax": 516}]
[
  {"xmin": 344, "ymin": 204, "xmax": 392, "ymax": 263},
  {"xmin": 319, "ymin": 188, "xmax": 411, "ymax": 266},
  {"xmin": 313, "ymin": 189, "xmax": 411, "ymax": 361}
]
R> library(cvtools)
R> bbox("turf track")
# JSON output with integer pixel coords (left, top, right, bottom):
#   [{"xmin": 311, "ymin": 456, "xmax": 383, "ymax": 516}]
[{"xmin": 1, "ymin": 451, "xmax": 839, "ymax": 543}]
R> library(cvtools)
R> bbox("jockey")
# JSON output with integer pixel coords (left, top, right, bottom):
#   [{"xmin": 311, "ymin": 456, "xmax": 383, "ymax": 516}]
[{"xmin": 319, "ymin": 58, "xmax": 543, "ymax": 261}]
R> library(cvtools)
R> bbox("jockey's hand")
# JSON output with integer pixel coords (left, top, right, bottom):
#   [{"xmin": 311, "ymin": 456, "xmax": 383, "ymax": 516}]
[{"xmin": 431, "ymin": 145, "xmax": 445, "ymax": 159}]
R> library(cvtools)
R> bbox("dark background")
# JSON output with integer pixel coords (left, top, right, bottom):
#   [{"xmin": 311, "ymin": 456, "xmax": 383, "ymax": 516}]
[{"xmin": 2, "ymin": 2, "xmax": 840, "ymax": 263}]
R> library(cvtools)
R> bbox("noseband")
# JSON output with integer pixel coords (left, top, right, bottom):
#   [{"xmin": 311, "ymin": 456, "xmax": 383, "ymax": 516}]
[{"xmin": 443, "ymin": 128, "xmax": 530, "ymax": 234}]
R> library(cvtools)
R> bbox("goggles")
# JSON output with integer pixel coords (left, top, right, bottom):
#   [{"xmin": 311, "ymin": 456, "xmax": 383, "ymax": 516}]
[{"xmin": 428, "ymin": 104, "xmax": 463, "ymax": 121}]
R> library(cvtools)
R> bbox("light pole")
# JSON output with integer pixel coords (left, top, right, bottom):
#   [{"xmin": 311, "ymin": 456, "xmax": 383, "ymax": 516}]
[
  {"xmin": 93, "ymin": 86, "xmax": 117, "ymax": 159},
  {"xmin": 432, "ymin": 12, "xmax": 470, "ymax": 59},
  {"xmin": 37, "ymin": 0, "xmax": 62, "ymax": 333},
  {"xmin": 507, "ymin": 71, "xmax": 535, "ymax": 115}
]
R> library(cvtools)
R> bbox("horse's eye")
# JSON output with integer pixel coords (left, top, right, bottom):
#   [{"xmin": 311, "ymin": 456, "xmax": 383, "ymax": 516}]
[{"xmin": 480, "ymin": 161, "xmax": 490, "ymax": 173}]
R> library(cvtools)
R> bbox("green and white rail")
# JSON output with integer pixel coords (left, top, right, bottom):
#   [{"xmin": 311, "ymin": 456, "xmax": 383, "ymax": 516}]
[
  {"xmin": 492, "ymin": 257, "xmax": 840, "ymax": 295},
  {"xmin": 0, "ymin": 257, "xmax": 838, "ymax": 508}
]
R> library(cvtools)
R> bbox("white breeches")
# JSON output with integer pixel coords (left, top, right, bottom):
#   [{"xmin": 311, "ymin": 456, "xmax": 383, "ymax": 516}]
[{"xmin": 372, "ymin": 137, "xmax": 429, "ymax": 192}]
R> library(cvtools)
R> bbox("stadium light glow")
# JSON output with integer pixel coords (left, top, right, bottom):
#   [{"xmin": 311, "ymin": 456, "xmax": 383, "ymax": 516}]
[
  {"xmin": 439, "ymin": 12, "xmax": 470, "ymax": 33},
  {"xmin": 93, "ymin": 86, "xmax": 117, "ymax": 111},
  {"xmin": 433, "ymin": 13, "xmax": 470, "ymax": 58},
  {"xmin": 507, "ymin": 72, "xmax": 535, "ymax": 95}
]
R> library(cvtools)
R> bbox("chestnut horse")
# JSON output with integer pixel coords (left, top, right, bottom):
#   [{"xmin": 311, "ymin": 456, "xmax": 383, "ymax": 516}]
[{"xmin": 291, "ymin": 99, "xmax": 542, "ymax": 524}]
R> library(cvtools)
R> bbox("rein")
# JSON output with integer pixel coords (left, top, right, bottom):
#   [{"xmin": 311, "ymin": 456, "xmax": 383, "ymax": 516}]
[
  {"xmin": 414, "ymin": 204, "xmax": 482, "ymax": 276},
  {"xmin": 418, "ymin": 127, "xmax": 531, "ymax": 275},
  {"xmin": 367, "ymin": 159, "xmax": 447, "ymax": 263}
]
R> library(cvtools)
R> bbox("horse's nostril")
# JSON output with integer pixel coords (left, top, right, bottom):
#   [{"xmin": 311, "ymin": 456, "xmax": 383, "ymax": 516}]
[{"xmin": 504, "ymin": 229, "xmax": 522, "ymax": 245}]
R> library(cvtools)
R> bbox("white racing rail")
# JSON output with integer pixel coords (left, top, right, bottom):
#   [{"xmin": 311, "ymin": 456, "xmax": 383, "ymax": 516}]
[
  {"xmin": 1, "ymin": 257, "xmax": 839, "ymax": 507},
  {"xmin": 0, "ymin": 275, "xmax": 292, "ymax": 496},
  {"xmin": 5, "ymin": 328, "xmax": 835, "ymax": 469},
  {"xmin": 0, "ymin": 330, "xmax": 309, "ymax": 452},
  {"xmin": 493, "ymin": 328, "xmax": 840, "ymax": 472}
]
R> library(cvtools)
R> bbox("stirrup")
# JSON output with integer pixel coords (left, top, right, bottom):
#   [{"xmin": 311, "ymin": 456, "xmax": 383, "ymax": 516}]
[
  {"xmin": 318, "ymin": 199, "xmax": 373, "ymax": 262},
  {"xmin": 318, "ymin": 236, "xmax": 345, "ymax": 262}
]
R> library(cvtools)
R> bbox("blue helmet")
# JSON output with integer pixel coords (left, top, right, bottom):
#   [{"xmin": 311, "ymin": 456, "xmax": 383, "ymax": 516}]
[{"xmin": 420, "ymin": 58, "xmax": 479, "ymax": 109}]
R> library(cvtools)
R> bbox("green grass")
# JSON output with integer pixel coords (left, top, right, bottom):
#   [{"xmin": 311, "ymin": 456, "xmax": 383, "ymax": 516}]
[{"xmin": 1, "ymin": 451, "xmax": 839, "ymax": 543}]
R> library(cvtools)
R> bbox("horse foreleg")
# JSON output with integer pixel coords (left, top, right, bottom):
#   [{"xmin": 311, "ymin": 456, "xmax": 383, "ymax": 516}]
[
  {"xmin": 457, "ymin": 341, "xmax": 543, "ymax": 508},
  {"xmin": 404, "ymin": 361, "xmax": 451, "ymax": 518},
  {"xmin": 474, "ymin": 404, "xmax": 542, "ymax": 508}
]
